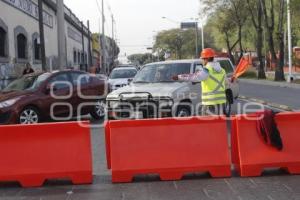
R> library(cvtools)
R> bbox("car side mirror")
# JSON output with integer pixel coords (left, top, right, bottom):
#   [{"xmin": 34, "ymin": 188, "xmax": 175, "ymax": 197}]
[
  {"xmin": 128, "ymin": 78, "xmax": 133, "ymax": 84},
  {"xmin": 45, "ymin": 84, "xmax": 57, "ymax": 94}
]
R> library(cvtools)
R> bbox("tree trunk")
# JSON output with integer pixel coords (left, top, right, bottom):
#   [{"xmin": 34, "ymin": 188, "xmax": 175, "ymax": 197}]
[
  {"xmin": 225, "ymin": 32, "xmax": 236, "ymax": 64},
  {"xmin": 238, "ymin": 25, "xmax": 244, "ymax": 62},
  {"xmin": 275, "ymin": 0, "xmax": 286, "ymax": 81},
  {"xmin": 257, "ymin": 27, "xmax": 266, "ymax": 79},
  {"xmin": 260, "ymin": 0, "xmax": 279, "ymax": 80}
]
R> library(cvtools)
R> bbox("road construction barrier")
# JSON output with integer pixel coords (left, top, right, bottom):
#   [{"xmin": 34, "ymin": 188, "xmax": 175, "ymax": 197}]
[
  {"xmin": 105, "ymin": 116, "xmax": 231, "ymax": 183},
  {"xmin": 232, "ymin": 112, "xmax": 300, "ymax": 177},
  {"xmin": 0, "ymin": 121, "xmax": 93, "ymax": 187}
]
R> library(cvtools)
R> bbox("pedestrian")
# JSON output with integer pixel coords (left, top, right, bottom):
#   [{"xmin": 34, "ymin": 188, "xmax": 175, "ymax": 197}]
[
  {"xmin": 23, "ymin": 63, "xmax": 34, "ymax": 75},
  {"xmin": 173, "ymin": 48, "xmax": 227, "ymax": 115}
]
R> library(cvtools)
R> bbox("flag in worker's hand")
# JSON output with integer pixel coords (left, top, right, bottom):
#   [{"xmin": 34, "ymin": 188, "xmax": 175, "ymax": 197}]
[{"xmin": 232, "ymin": 57, "xmax": 250, "ymax": 81}]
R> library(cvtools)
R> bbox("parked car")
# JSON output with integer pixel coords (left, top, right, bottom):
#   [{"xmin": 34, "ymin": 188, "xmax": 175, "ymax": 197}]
[
  {"xmin": 106, "ymin": 58, "xmax": 239, "ymax": 119},
  {"xmin": 0, "ymin": 70, "xmax": 107, "ymax": 125},
  {"xmin": 108, "ymin": 67, "xmax": 138, "ymax": 91}
]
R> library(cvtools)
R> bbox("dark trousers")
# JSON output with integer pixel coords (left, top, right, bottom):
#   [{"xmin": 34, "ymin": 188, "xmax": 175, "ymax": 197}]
[{"xmin": 201, "ymin": 104, "xmax": 225, "ymax": 116}]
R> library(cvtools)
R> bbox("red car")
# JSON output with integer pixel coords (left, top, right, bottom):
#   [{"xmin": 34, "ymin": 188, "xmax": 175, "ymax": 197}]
[{"xmin": 0, "ymin": 70, "xmax": 107, "ymax": 125}]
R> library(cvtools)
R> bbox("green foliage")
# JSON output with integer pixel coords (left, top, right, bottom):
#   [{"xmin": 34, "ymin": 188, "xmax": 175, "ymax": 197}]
[
  {"xmin": 127, "ymin": 53, "xmax": 158, "ymax": 66},
  {"xmin": 153, "ymin": 29, "xmax": 200, "ymax": 59}
]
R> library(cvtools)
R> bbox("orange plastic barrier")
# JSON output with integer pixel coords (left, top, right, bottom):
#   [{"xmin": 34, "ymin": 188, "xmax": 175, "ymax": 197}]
[
  {"xmin": 232, "ymin": 112, "xmax": 300, "ymax": 177},
  {"xmin": 105, "ymin": 116, "xmax": 231, "ymax": 183},
  {"xmin": 0, "ymin": 121, "xmax": 93, "ymax": 187}
]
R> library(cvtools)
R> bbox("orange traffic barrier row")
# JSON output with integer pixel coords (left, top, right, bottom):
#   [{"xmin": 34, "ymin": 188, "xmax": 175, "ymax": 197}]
[
  {"xmin": 0, "ymin": 121, "xmax": 93, "ymax": 188},
  {"xmin": 105, "ymin": 116, "xmax": 231, "ymax": 183},
  {"xmin": 232, "ymin": 112, "xmax": 300, "ymax": 177}
]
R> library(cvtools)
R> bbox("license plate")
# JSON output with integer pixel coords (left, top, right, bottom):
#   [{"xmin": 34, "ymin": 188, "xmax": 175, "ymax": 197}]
[{"xmin": 134, "ymin": 111, "xmax": 143, "ymax": 119}]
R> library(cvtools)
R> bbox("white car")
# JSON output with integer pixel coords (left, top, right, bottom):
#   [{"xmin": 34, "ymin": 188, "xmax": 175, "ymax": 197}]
[
  {"xmin": 108, "ymin": 67, "xmax": 138, "ymax": 91},
  {"xmin": 106, "ymin": 58, "xmax": 239, "ymax": 119}
]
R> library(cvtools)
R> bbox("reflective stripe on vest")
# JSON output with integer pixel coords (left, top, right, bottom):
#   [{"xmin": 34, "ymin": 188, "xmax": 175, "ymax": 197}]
[{"xmin": 201, "ymin": 65, "xmax": 226, "ymax": 106}]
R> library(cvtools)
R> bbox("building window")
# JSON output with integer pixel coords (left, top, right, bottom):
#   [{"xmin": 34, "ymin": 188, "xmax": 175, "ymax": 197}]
[
  {"xmin": 0, "ymin": 27, "xmax": 6, "ymax": 57},
  {"xmin": 81, "ymin": 52, "xmax": 84, "ymax": 64},
  {"xmin": 14, "ymin": 26, "xmax": 28, "ymax": 62},
  {"xmin": 17, "ymin": 34, "xmax": 27, "ymax": 59},
  {"xmin": 73, "ymin": 50, "xmax": 77, "ymax": 63},
  {"xmin": 34, "ymin": 38, "xmax": 41, "ymax": 60},
  {"xmin": 84, "ymin": 53, "xmax": 87, "ymax": 65},
  {"xmin": 0, "ymin": 18, "xmax": 9, "ymax": 61},
  {"xmin": 78, "ymin": 52, "xmax": 81, "ymax": 64},
  {"xmin": 32, "ymin": 33, "xmax": 41, "ymax": 62}
]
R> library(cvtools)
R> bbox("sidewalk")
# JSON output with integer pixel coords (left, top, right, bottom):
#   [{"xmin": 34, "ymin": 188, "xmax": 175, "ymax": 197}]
[{"xmin": 240, "ymin": 78, "xmax": 300, "ymax": 90}]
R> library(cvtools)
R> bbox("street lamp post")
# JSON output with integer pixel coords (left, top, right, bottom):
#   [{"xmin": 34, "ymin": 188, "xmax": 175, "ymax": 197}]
[{"xmin": 287, "ymin": 0, "xmax": 293, "ymax": 82}]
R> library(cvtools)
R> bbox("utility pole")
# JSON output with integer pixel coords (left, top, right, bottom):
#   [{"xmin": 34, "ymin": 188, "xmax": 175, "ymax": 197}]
[
  {"xmin": 201, "ymin": 21, "xmax": 204, "ymax": 51},
  {"xmin": 101, "ymin": 0, "xmax": 106, "ymax": 74},
  {"xmin": 195, "ymin": 22, "xmax": 199, "ymax": 58},
  {"xmin": 38, "ymin": 0, "xmax": 46, "ymax": 71},
  {"xmin": 87, "ymin": 20, "xmax": 92, "ymax": 68},
  {"xmin": 57, "ymin": 0, "xmax": 66, "ymax": 70},
  {"xmin": 111, "ymin": 14, "xmax": 115, "ymax": 69},
  {"xmin": 81, "ymin": 21, "xmax": 85, "ymax": 71},
  {"xmin": 287, "ymin": 0, "xmax": 293, "ymax": 82}
]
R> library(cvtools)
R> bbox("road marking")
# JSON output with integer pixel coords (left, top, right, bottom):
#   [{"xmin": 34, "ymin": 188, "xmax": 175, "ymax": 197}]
[
  {"xmin": 203, "ymin": 188, "xmax": 216, "ymax": 199},
  {"xmin": 267, "ymin": 195, "xmax": 276, "ymax": 200},
  {"xmin": 248, "ymin": 179, "xmax": 258, "ymax": 187},
  {"xmin": 238, "ymin": 98, "xmax": 288, "ymax": 112},
  {"xmin": 283, "ymin": 184, "xmax": 293, "ymax": 192},
  {"xmin": 173, "ymin": 181, "xmax": 178, "ymax": 190},
  {"xmin": 238, "ymin": 96, "xmax": 294, "ymax": 112},
  {"xmin": 224, "ymin": 179, "xmax": 237, "ymax": 194}
]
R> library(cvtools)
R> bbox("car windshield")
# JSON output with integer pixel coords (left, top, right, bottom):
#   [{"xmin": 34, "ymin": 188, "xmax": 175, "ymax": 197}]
[
  {"xmin": 109, "ymin": 69, "xmax": 137, "ymax": 79},
  {"xmin": 3, "ymin": 73, "xmax": 51, "ymax": 92},
  {"xmin": 133, "ymin": 63, "xmax": 191, "ymax": 83}
]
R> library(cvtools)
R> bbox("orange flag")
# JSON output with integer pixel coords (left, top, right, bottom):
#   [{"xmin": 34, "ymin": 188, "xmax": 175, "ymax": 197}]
[{"xmin": 233, "ymin": 57, "xmax": 250, "ymax": 79}]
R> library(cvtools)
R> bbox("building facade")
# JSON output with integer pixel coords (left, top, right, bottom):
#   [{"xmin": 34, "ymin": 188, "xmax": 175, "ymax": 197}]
[{"xmin": 0, "ymin": 0, "xmax": 93, "ymax": 89}]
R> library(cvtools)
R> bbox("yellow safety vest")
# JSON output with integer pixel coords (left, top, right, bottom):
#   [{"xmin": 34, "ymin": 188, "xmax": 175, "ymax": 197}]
[{"xmin": 201, "ymin": 65, "xmax": 226, "ymax": 106}]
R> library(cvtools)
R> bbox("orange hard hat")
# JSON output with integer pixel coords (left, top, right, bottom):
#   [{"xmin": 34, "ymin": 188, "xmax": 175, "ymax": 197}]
[{"xmin": 200, "ymin": 48, "xmax": 215, "ymax": 59}]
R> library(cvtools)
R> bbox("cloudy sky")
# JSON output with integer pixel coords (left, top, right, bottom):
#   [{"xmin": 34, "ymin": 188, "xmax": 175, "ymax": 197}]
[{"xmin": 64, "ymin": 0, "xmax": 200, "ymax": 56}]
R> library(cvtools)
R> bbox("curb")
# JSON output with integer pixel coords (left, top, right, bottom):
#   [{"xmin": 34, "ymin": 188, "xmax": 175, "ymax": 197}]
[
  {"xmin": 238, "ymin": 95, "xmax": 294, "ymax": 112},
  {"xmin": 239, "ymin": 79, "xmax": 300, "ymax": 90}
]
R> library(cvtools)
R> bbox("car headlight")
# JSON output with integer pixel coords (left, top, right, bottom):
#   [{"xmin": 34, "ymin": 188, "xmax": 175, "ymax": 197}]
[
  {"xmin": 108, "ymin": 101, "xmax": 120, "ymax": 109},
  {"xmin": 159, "ymin": 99, "xmax": 174, "ymax": 107},
  {"xmin": 0, "ymin": 98, "xmax": 20, "ymax": 109}
]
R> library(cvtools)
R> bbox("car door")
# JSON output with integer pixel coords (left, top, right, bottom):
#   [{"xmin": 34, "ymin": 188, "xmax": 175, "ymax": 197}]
[
  {"xmin": 70, "ymin": 72, "xmax": 94, "ymax": 115},
  {"xmin": 45, "ymin": 72, "xmax": 74, "ymax": 120}
]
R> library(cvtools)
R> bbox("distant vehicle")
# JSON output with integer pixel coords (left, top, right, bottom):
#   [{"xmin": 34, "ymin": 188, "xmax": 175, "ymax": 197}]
[
  {"xmin": 108, "ymin": 67, "xmax": 138, "ymax": 91},
  {"xmin": 106, "ymin": 58, "xmax": 239, "ymax": 119},
  {"xmin": 0, "ymin": 70, "xmax": 107, "ymax": 125},
  {"xmin": 95, "ymin": 73, "xmax": 108, "ymax": 81}
]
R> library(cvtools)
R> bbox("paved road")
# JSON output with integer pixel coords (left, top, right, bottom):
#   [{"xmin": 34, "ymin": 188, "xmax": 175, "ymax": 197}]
[
  {"xmin": 239, "ymin": 81, "xmax": 300, "ymax": 110},
  {"xmin": 1, "ymin": 100, "xmax": 300, "ymax": 200}
]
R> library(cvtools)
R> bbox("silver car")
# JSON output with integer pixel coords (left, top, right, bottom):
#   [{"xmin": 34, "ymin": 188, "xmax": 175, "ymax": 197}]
[{"xmin": 106, "ymin": 58, "xmax": 239, "ymax": 119}]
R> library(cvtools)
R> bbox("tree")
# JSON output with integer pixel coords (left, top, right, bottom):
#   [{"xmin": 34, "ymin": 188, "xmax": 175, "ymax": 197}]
[
  {"xmin": 246, "ymin": 0, "xmax": 266, "ymax": 79},
  {"xmin": 127, "ymin": 53, "xmax": 156, "ymax": 66},
  {"xmin": 153, "ymin": 29, "xmax": 199, "ymax": 59},
  {"xmin": 260, "ymin": 0, "xmax": 285, "ymax": 81},
  {"xmin": 201, "ymin": 0, "xmax": 248, "ymax": 63}
]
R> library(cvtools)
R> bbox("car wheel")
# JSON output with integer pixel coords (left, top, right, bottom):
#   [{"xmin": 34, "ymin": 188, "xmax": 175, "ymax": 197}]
[
  {"xmin": 19, "ymin": 106, "xmax": 40, "ymax": 124},
  {"xmin": 176, "ymin": 105, "xmax": 191, "ymax": 117},
  {"xmin": 90, "ymin": 100, "xmax": 106, "ymax": 120}
]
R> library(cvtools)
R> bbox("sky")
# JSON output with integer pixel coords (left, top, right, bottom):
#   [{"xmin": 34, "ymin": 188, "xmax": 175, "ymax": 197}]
[{"xmin": 64, "ymin": 0, "xmax": 200, "ymax": 57}]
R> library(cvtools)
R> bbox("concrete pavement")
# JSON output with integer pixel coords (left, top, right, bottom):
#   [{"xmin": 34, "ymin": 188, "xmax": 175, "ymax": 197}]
[{"xmin": 239, "ymin": 79, "xmax": 300, "ymax": 111}]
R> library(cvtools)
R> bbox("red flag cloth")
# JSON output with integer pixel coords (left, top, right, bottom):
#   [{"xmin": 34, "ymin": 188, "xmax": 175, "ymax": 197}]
[{"xmin": 233, "ymin": 57, "xmax": 250, "ymax": 79}]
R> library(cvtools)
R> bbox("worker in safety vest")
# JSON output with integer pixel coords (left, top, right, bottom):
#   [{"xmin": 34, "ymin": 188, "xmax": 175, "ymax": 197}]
[{"xmin": 173, "ymin": 48, "xmax": 227, "ymax": 115}]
